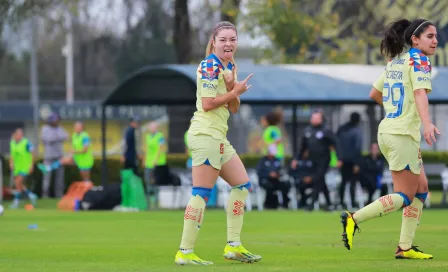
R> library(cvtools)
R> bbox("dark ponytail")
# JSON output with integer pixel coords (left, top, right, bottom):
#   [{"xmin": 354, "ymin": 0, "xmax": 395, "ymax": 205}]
[
  {"xmin": 380, "ymin": 19, "xmax": 411, "ymax": 59},
  {"xmin": 381, "ymin": 19, "xmax": 434, "ymax": 59}
]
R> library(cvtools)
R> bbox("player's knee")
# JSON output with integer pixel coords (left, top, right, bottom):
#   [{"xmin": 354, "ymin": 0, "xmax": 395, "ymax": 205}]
[
  {"xmin": 192, "ymin": 187, "xmax": 212, "ymax": 203},
  {"xmin": 233, "ymin": 181, "xmax": 252, "ymax": 192},
  {"xmin": 396, "ymin": 192, "xmax": 412, "ymax": 207},
  {"xmin": 418, "ymin": 181, "xmax": 429, "ymax": 193},
  {"xmin": 415, "ymin": 192, "xmax": 428, "ymax": 203}
]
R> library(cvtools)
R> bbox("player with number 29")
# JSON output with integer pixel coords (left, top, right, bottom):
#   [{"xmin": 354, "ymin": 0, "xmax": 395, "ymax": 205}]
[{"xmin": 340, "ymin": 18, "xmax": 439, "ymax": 260}]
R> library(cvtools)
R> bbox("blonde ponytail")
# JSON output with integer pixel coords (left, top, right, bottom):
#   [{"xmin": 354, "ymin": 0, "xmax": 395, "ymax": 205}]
[
  {"xmin": 205, "ymin": 39, "xmax": 214, "ymax": 57},
  {"xmin": 231, "ymin": 57, "xmax": 237, "ymax": 79}
]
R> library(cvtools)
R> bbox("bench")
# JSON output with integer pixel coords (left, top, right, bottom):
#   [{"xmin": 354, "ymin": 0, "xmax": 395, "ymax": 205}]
[
  {"xmin": 157, "ymin": 168, "xmax": 296, "ymax": 211},
  {"xmin": 156, "ymin": 168, "xmax": 266, "ymax": 211},
  {"xmin": 157, "ymin": 163, "xmax": 448, "ymax": 210}
]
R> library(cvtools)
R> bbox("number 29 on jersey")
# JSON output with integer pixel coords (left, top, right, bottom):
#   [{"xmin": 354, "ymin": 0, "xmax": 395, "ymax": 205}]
[{"xmin": 383, "ymin": 82, "xmax": 404, "ymax": 118}]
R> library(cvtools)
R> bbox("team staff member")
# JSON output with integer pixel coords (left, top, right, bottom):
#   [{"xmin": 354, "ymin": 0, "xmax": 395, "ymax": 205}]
[
  {"xmin": 297, "ymin": 109, "xmax": 336, "ymax": 211},
  {"xmin": 122, "ymin": 117, "xmax": 141, "ymax": 175}
]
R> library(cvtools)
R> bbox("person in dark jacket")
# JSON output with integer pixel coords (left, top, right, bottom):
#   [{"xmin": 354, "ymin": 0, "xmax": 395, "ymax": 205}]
[
  {"xmin": 122, "ymin": 116, "xmax": 141, "ymax": 175},
  {"xmin": 289, "ymin": 150, "xmax": 315, "ymax": 208},
  {"xmin": 298, "ymin": 109, "xmax": 337, "ymax": 211},
  {"xmin": 360, "ymin": 142, "xmax": 385, "ymax": 205},
  {"xmin": 257, "ymin": 145, "xmax": 290, "ymax": 209},
  {"xmin": 337, "ymin": 112, "xmax": 363, "ymax": 208}
]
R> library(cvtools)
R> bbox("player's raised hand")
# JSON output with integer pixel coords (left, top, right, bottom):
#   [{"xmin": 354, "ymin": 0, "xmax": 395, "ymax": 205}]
[
  {"xmin": 423, "ymin": 123, "xmax": 440, "ymax": 146},
  {"xmin": 233, "ymin": 73, "xmax": 253, "ymax": 95}
]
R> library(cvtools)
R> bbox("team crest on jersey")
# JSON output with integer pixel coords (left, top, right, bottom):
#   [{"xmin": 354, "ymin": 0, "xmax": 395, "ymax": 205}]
[
  {"xmin": 409, "ymin": 51, "xmax": 431, "ymax": 74},
  {"xmin": 201, "ymin": 58, "xmax": 220, "ymax": 80},
  {"xmin": 202, "ymin": 71, "xmax": 218, "ymax": 80}
]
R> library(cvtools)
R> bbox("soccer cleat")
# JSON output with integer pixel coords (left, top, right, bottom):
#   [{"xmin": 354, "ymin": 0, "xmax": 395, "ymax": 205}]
[
  {"xmin": 174, "ymin": 250, "xmax": 213, "ymax": 265},
  {"xmin": 340, "ymin": 211, "xmax": 360, "ymax": 250},
  {"xmin": 223, "ymin": 244, "xmax": 262, "ymax": 263},
  {"xmin": 395, "ymin": 246, "xmax": 433, "ymax": 259}
]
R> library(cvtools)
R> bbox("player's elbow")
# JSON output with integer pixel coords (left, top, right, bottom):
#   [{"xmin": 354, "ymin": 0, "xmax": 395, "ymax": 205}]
[
  {"xmin": 203, "ymin": 104, "xmax": 212, "ymax": 112},
  {"xmin": 369, "ymin": 88, "xmax": 379, "ymax": 100},
  {"xmin": 414, "ymin": 89, "xmax": 428, "ymax": 99},
  {"xmin": 369, "ymin": 88, "xmax": 383, "ymax": 104},
  {"xmin": 202, "ymin": 98, "xmax": 214, "ymax": 112}
]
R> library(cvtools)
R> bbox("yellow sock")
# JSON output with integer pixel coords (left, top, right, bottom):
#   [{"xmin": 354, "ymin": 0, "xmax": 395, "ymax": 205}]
[
  {"xmin": 180, "ymin": 195, "xmax": 206, "ymax": 251},
  {"xmin": 353, "ymin": 193, "xmax": 406, "ymax": 224},
  {"xmin": 226, "ymin": 185, "xmax": 250, "ymax": 243},
  {"xmin": 399, "ymin": 197, "xmax": 423, "ymax": 250}
]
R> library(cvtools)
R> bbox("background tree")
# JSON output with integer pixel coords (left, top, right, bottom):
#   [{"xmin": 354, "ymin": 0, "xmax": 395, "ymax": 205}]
[
  {"xmin": 244, "ymin": 0, "xmax": 448, "ymax": 64},
  {"xmin": 173, "ymin": 0, "xmax": 192, "ymax": 64},
  {"xmin": 221, "ymin": 0, "xmax": 241, "ymax": 24}
]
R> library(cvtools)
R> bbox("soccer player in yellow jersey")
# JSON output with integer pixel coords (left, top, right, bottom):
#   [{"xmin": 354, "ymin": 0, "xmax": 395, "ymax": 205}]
[
  {"xmin": 340, "ymin": 19, "xmax": 439, "ymax": 260},
  {"xmin": 174, "ymin": 21, "xmax": 261, "ymax": 265}
]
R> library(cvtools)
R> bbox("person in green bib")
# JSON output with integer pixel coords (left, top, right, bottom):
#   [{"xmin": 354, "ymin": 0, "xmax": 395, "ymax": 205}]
[
  {"xmin": 38, "ymin": 121, "xmax": 94, "ymax": 182},
  {"xmin": 9, "ymin": 128, "xmax": 38, "ymax": 208},
  {"xmin": 262, "ymin": 112, "xmax": 285, "ymax": 162},
  {"xmin": 70, "ymin": 122, "xmax": 94, "ymax": 181},
  {"xmin": 143, "ymin": 121, "xmax": 167, "ymax": 193}
]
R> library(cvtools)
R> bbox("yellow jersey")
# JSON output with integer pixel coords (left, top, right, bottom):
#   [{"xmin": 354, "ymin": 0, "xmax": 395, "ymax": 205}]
[
  {"xmin": 373, "ymin": 47, "xmax": 432, "ymax": 142},
  {"xmin": 188, "ymin": 53, "xmax": 235, "ymax": 140}
]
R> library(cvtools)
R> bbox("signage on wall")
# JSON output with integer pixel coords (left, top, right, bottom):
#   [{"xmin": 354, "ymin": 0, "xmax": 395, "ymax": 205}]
[{"xmin": 0, "ymin": 103, "xmax": 167, "ymax": 121}]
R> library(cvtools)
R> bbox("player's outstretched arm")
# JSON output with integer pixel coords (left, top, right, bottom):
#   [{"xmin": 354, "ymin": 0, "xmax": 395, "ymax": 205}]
[{"xmin": 369, "ymin": 87, "xmax": 383, "ymax": 105}]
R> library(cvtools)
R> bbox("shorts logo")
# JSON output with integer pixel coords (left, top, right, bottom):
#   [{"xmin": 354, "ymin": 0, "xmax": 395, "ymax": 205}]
[{"xmin": 220, "ymin": 143, "xmax": 224, "ymax": 154}]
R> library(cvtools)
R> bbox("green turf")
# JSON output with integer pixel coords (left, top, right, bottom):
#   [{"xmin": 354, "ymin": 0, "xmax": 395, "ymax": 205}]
[{"xmin": 0, "ymin": 200, "xmax": 447, "ymax": 272}]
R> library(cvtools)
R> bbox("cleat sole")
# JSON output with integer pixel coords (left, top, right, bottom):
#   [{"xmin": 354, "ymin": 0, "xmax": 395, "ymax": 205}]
[
  {"xmin": 224, "ymin": 254, "xmax": 262, "ymax": 263},
  {"xmin": 225, "ymin": 257, "xmax": 261, "ymax": 263},
  {"xmin": 395, "ymin": 255, "xmax": 433, "ymax": 260},
  {"xmin": 340, "ymin": 212, "xmax": 351, "ymax": 250}
]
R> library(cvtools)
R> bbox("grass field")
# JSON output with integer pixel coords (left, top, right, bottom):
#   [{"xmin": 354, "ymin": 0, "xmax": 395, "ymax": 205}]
[{"xmin": 1, "ymin": 200, "xmax": 447, "ymax": 272}]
